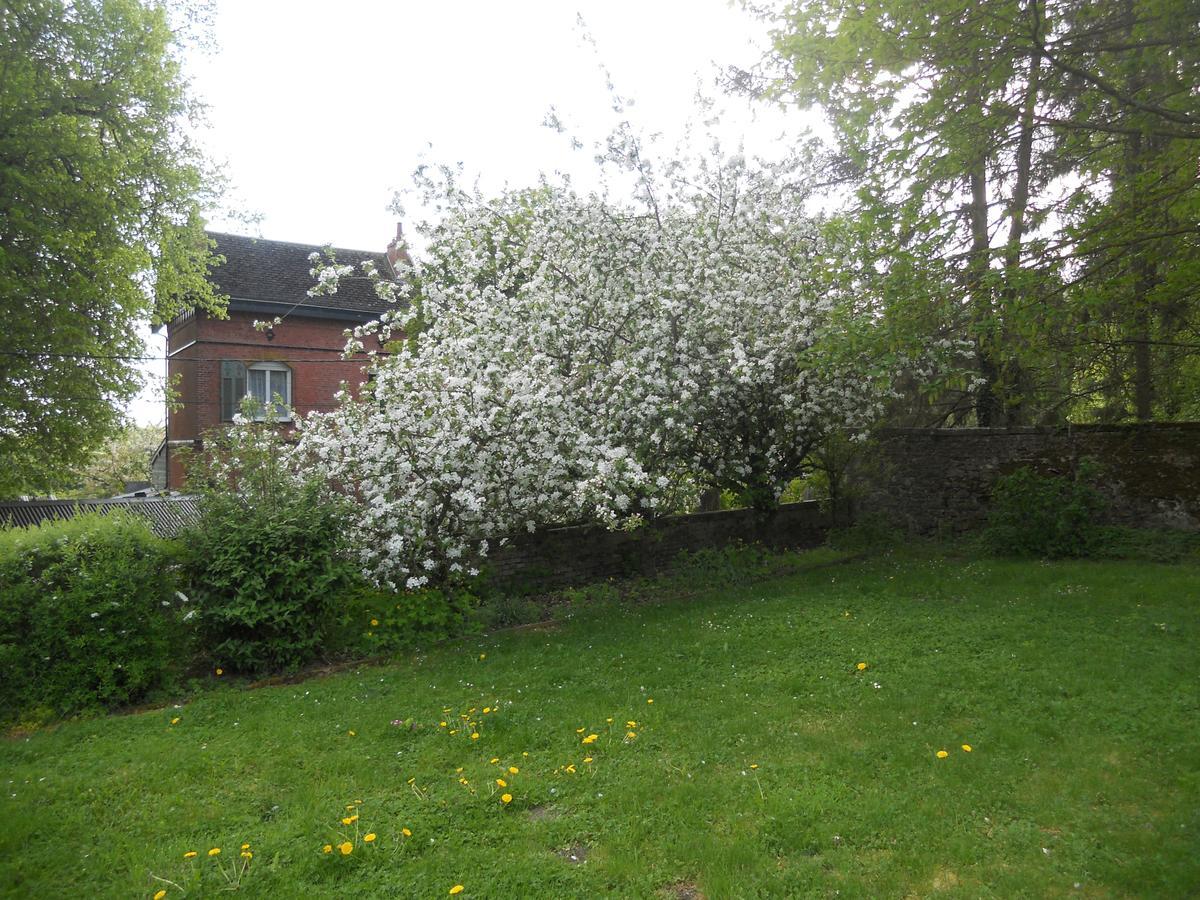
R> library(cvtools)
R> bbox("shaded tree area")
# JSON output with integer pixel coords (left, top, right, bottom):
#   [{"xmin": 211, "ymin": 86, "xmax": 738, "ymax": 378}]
[
  {"xmin": 749, "ymin": 0, "xmax": 1199, "ymax": 424},
  {"xmin": 0, "ymin": 0, "xmax": 225, "ymax": 497}
]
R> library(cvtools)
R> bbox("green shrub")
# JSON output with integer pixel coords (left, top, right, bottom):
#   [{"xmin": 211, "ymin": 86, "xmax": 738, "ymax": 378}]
[
  {"xmin": 182, "ymin": 410, "xmax": 359, "ymax": 674},
  {"xmin": 983, "ymin": 460, "xmax": 1106, "ymax": 558},
  {"xmin": 0, "ymin": 512, "xmax": 184, "ymax": 723},
  {"xmin": 183, "ymin": 480, "xmax": 358, "ymax": 675},
  {"xmin": 340, "ymin": 584, "xmax": 478, "ymax": 655}
]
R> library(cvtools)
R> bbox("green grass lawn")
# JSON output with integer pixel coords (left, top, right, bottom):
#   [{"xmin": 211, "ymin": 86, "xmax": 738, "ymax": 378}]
[{"xmin": 2, "ymin": 548, "xmax": 1198, "ymax": 898}]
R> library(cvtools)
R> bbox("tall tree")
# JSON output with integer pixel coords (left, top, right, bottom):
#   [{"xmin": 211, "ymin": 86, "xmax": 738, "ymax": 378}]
[
  {"xmin": 0, "ymin": 0, "xmax": 225, "ymax": 497},
  {"xmin": 757, "ymin": 0, "xmax": 1199, "ymax": 424}
]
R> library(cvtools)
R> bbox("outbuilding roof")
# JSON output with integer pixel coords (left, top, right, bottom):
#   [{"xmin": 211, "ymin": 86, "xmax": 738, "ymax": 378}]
[
  {"xmin": 206, "ymin": 231, "xmax": 395, "ymax": 320},
  {"xmin": 0, "ymin": 496, "xmax": 201, "ymax": 539}
]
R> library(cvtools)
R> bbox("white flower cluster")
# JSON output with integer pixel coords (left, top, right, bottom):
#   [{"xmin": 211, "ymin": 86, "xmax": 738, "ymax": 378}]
[{"xmin": 295, "ymin": 149, "xmax": 907, "ymax": 587}]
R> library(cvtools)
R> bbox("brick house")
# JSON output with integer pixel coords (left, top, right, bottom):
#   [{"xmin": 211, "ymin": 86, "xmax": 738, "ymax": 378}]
[{"xmin": 151, "ymin": 230, "xmax": 402, "ymax": 489}]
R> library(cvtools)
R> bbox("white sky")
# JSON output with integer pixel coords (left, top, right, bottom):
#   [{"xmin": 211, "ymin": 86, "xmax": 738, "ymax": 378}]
[{"xmin": 132, "ymin": 0, "xmax": 805, "ymax": 424}]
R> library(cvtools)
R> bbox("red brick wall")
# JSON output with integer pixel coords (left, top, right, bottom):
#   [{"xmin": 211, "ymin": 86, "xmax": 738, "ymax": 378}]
[{"xmin": 165, "ymin": 310, "xmax": 384, "ymax": 488}]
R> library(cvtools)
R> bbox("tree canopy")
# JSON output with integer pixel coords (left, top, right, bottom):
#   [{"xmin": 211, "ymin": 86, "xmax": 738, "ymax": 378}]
[
  {"xmin": 757, "ymin": 0, "xmax": 1200, "ymax": 424},
  {"xmin": 289, "ymin": 140, "xmax": 958, "ymax": 587},
  {"xmin": 0, "ymin": 0, "xmax": 225, "ymax": 497}
]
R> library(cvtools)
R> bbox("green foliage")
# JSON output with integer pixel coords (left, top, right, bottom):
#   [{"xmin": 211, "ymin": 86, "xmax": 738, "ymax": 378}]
[
  {"xmin": 184, "ymin": 482, "xmax": 356, "ymax": 674},
  {"xmin": 55, "ymin": 424, "xmax": 163, "ymax": 498},
  {"xmin": 983, "ymin": 460, "xmax": 1106, "ymax": 558},
  {"xmin": 0, "ymin": 512, "xmax": 183, "ymax": 723},
  {"xmin": 0, "ymin": 0, "xmax": 226, "ymax": 498},
  {"xmin": 761, "ymin": 0, "xmax": 1200, "ymax": 425},
  {"xmin": 183, "ymin": 412, "xmax": 357, "ymax": 675},
  {"xmin": 341, "ymin": 585, "xmax": 478, "ymax": 655}
]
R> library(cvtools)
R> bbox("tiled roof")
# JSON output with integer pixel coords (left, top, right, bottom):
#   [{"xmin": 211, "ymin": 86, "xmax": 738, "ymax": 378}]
[
  {"xmin": 206, "ymin": 231, "xmax": 395, "ymax": 317},
  {"xmin": 0, "ymin": 496, "xmax": 202, "ymax": 539}
]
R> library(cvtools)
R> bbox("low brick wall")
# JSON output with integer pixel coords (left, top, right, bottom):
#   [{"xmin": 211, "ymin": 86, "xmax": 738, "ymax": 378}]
[
  {"xmin": 487, "ymin": 501, "xmax": 830, "ymax": 588},
  {"xmin": 857, "ymin": 423, "xmax": 1200, "ymax": 534}
]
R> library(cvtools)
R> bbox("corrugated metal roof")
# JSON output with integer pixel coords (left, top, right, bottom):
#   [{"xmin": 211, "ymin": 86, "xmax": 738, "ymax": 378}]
[{"xmin": 0, "ymin": 496, "xmax": 201, "ymax": 539}]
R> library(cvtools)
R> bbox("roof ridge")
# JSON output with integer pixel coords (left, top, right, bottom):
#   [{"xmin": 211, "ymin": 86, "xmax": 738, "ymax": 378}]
[{"xmin": 205, "ymin": 230, "xmax": 387, "ymax": 259}]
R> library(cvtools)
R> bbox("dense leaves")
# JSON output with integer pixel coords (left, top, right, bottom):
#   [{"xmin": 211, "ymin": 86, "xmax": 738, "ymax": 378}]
[
  {"xmin": 0, "ymin": 0, "xmax": 225, "ymax": 497},
  {"xmin": 0, "ymin": 511, "xmax": 184, "ymax": 723},
  {"xmin": 183, "ymin": 413, "xmax": 359, "ymax": 674},
  {"xmin": 759, "ymin": 0, "xmax": 1200, "ymax": 424}
]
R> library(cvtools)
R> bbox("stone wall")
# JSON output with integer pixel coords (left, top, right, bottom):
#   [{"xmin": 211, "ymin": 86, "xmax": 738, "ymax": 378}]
[
  {"xmin": 487, "ymin": 501, "xmax": 830, "ymax": 589},
  {"xmin": 857, "ymin": 423, "xmax": 1200, "ymax": 533}
]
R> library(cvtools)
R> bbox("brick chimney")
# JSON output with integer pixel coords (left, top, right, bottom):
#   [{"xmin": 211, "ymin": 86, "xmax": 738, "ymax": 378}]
[{"xmin": 386, "ymin": 221, "xmax": 411, "ymax": 272}]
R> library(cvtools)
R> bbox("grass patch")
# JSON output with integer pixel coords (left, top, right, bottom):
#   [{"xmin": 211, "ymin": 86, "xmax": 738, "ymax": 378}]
[{"xmin": 2, "ymin": 546, "xmax": 1198, "ymax": 897}]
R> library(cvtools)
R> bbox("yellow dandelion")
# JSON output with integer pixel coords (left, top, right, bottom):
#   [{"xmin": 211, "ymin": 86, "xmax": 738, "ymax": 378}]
[
  {"xmin": 170, "ymin": 717, "xmax": 180, "ymax": 725},
  {"xmin": 962, "ymin": 744, "xmax": 973, "ymax": 753},
  {"xmin": 936, "ymin": 750, "xmax": 949, "ymax": 759},
  {"xmin": 583, "ymin": 756, "xmax": 593, "ymax": 763},
  {"xmin": 322, "ymin": 844, "xmax": 333, "ymax": 854},
  {"xmin": 215, "ymin": 668, "xmax": 223, "ymax": 676},
  {"xmin": 339, "ymin": 841, "xmax": 353, "ymax": 855},
  {"xmin": 183, "ymin": 851, "xmax": 197, "ymax": 859},
  {"xmin": 750, "ymin": 763, "xmax": 759, "ymax": 770},
  {"xmin": 401, "ymin": 827, "xmax": 412, "ymax": 837},
  {"xmin": 154, "ymin": 891, "xmax": 167, "ymax": 900},
  {"xmin": 565, "ymin": 764, "xmax": 576, "ymax": 773},
  {"xmin": 348, "ymin": 730, "xmax": 356, "ymax": 736},
  {"xmin": 450, "ymin": 887, "xmax": 464, "ymax": 896},
  {"xmin": 626, "ymin": 721, "xmax": 637, "ymax": 728},
  {"xmin": 346, "ymin": 804, "xmax": 356, "ymax": 810},
  {"xmin": 370, "ymin": 619, "xmax": 379, "ymax": 627},
  {"xmin": 241, "ymin": 843, "xmax": 250, "ymax": 850},
  {"xmin": 363, "ymin": 833, "xmax": 376, "ymax": 843},
  {"xmin": 449, "ymin": 729, "xmax": 457, "ymax": 735},
  {"xmin": 522, "ymin": 751, "xmax": 528, "ymax": 757},
  {"xmin": 581, "ymin": 734, "xmax": 598, "ymax": 744},
  {"xmin": 208, "ymin": 848, "xmax": 221, "ymax": 857},
  {"xmin": 501, "ymin": 793, "xmax": 512, "ymax": 804},
  {"xmin": 626, "ymin": 731, "xmax": 637, "ymax": 740},
  {"xmin": 456, "ymin": 767, "xmax": 464, "ymax": 773},
  {"xmin": 489, "ymin": 757, "xmax": 499, "ymax": 764},
  {"xmin": 496, "ymin": 778, "xmax": 507, "ymax": 787},
  {"xmin": 856, "ymin": 662, "xmax": 868, "ymax": 671},
  {"xmin": 483, "ymin": 707, "xmax": 491, "ymax": 714},
  {"xmin": 647, "ymin": 698, "xmax": 654, "ymax": 704},
  {"xmin": 440, "ymin": 721, "xmax": 448, "ymax": 727},
  {"xmin": 508, "ymin": 766, "xmax": 519, "ymax": 774},
  {"xmin": 470, "ymin": 732, "xmax": 480, "ymax": 740},
  {"xmin": 576, "ymin": 727, "xmax": 585, "ymax": 733},
  {"xmin": 479, "ymin": 653, "xmax": 486, "ymax": 659},
  {"xmin": 606, "ymin": 717, "xmax": 613, "ymax": 723},
  {"xmin": 240, "ymin": 851, "xmax": 253, "ymax": 860}
]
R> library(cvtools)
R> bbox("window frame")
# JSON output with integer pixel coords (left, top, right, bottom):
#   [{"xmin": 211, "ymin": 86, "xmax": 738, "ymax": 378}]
[{"xmin": 245, "ymin": 360, "xmax": 293, "ymax": 422}]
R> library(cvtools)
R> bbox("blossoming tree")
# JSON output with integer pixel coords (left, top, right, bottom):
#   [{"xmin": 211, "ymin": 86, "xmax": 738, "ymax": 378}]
[{"xmin": 296, "ymin": 144, "xmax": 920, "ymax": 588}]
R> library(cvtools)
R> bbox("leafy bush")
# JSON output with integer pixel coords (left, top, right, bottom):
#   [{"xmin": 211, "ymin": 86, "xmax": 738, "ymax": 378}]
[
  {"xmin": 0, "ymin": 512, "xmax": 184, "ymax": 723},
  {"xmin": 183, "ymin": 412, "xmax": 359, "ymax": 674},
  {"xmin": 983, "ymin": 460, "xmax": 1106, "ymax": 558},
  {"xmin": 183, "ymin": 478, "xmax": 359, "ymax": 675},
  {"xmin": 340, "ymin": 584, "xmax": 478, "ymax": 655}
]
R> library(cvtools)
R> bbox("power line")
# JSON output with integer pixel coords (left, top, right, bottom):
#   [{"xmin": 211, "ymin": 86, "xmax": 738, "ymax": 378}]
[{"xmin": 0, "ymin": 349, "xmax": 383, "ymax": 363}]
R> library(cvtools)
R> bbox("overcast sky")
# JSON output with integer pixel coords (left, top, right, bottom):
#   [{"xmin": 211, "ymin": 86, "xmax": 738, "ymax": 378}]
[{"xmin": 132, "ymin": 0, "xmax": 806, "ymax": 424}]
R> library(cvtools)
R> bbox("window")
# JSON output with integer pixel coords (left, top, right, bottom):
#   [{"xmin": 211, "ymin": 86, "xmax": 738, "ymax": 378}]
[
  {"xmin": 246, "ymin": 361, "xmax": 292, "ymax": 420},
  {"xmin": 219, "ymin": 359, "xmax": 292, "ymax": 421},
  {"xmin": 220, "ymin": 360, "xmax": 246, "ymax": 421}
]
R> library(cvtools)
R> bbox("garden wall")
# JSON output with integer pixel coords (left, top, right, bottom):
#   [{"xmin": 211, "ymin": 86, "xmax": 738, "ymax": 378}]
[
  {"xmin": 487, "ymin": 501, "xmax": 830, "ymax": 588},
  {"xmin": 857, "ymin": 422, "xmax": 1200, "ymax": 534}
]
